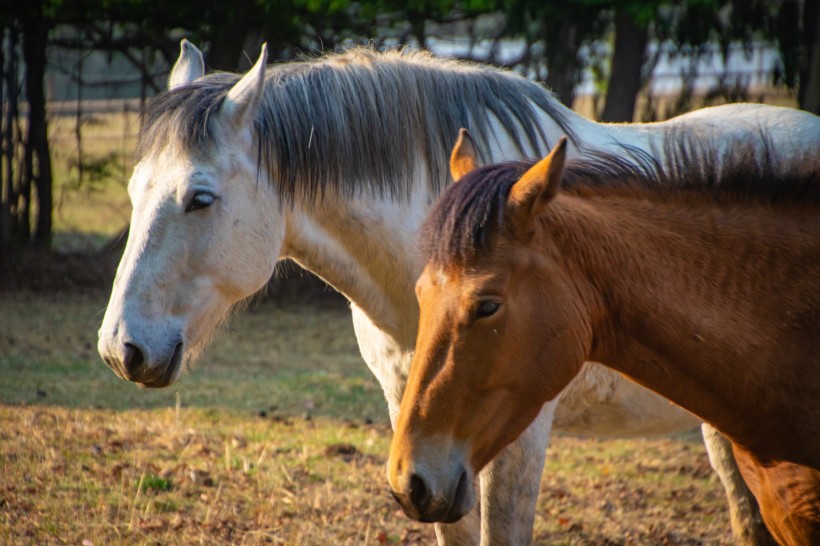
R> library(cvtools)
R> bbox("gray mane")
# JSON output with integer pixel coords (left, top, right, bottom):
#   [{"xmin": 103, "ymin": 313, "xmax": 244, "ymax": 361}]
[{"xmin": 137, "ymin": 47, "xmax": 573, "ymax": 202}]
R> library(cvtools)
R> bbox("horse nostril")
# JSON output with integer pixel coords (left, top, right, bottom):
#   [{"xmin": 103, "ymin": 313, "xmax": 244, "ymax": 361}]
[
  {"xmin": 409, "ymin": 473, "xmax": 431, "ymax": 514},
  {"xmin": 103, "ymin": 356, "xmax": 119, "ymax": 373},
  {"xmin": 123, "ymin": 342, "xmax": 145, "ymax": 374}
]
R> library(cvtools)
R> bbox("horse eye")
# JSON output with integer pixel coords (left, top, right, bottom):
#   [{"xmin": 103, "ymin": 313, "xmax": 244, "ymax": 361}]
[
  {"xmin": 475, "ymin": 300, "xmax": 500, "ymax": 319},
  {"xmin": 186, "ymin": 192, "xmax": 216, "ymax": 213}
]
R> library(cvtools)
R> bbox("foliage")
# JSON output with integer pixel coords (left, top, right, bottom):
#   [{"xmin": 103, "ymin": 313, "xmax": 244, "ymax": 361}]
[{"xmin": 0, "ymin": 0, "xmax": 812, "ymax": 262}]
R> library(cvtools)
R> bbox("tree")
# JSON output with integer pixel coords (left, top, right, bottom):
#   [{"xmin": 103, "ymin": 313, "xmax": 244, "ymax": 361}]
[
  {"xmin": 600, "ymin": 8, "xmax": 649, "ymax": 121},
  {"xmin": 0, "ymin": 0, "xmax": 815, "ymax": 264},
  {"xmin": 0, "ymin": 0, "xmax": 54, "ymax": 259}
]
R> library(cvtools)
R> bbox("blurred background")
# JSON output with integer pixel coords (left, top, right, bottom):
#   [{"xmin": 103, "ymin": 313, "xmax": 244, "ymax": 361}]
[
  {"xmin": 0, "ymin": 0, "xmax": 817, "ymax": 265},
  {"xmin": 0, "ymin": 1, "xmax": 817, "ymax": 544}
]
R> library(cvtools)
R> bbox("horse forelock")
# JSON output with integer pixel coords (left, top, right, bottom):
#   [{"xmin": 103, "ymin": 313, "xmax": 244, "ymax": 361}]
[
  {"xmin": 136, "ymin": 73, "xmax": 238, "ymax": 162},
  {"xmin": 419, "ymin": 161, "xmax": 531, "ymax": 267},
  {"xmin": 135, "ymin": 47, "xmax": 571, "ymax": 203},
  {"xmin": 420, "ymin": 139, "xmax": 820, "ymax": 268}
]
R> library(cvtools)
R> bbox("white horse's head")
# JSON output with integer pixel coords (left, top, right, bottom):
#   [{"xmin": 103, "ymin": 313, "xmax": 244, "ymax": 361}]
[{"xmin": 98, "ymin": 41, "xmax": 282, "ymax": 387}]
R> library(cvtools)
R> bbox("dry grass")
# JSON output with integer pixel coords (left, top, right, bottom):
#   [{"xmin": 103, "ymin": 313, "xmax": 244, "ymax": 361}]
[
  {"xmin": 5, "ymin": 104, "xmax": 741, "ymax": 544},
  {"xmin": 0, "ymin": 290, "xmax": 738, "ymax": 545},
  {"xmin": 0, "ymin": 404, "xmax": 430, "ymax": 545},
  {"xmin": 0, "ymin": 403, "xmax": 734, "ymax": 546}
]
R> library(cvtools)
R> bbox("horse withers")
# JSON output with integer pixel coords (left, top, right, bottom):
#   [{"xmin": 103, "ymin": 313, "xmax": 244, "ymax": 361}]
[{"xmin": 388, "ymin": 130, "xmax": 820, "ymax": 545}]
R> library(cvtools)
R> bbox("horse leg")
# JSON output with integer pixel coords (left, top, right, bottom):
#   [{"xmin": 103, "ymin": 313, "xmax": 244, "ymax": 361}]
[
  {"xmin": 477, "ymin": 400, "xmax": 556, "ymax": 546},
  {"xmin": 434, "ymin": 509, "xmax": 482, "ymax": 546},
  {"xmin": 701, "ymin": 423, "xmax": 776, "ymax": 546}
]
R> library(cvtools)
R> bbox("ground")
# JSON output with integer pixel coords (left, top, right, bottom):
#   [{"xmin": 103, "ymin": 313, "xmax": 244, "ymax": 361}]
[
  {"xmin": 0, "ymin": 107, "xmax": 739, "ymax": 545},
  {"xmin": 0, "ymin": 275, "xmax": 736, "ymax": 545}
]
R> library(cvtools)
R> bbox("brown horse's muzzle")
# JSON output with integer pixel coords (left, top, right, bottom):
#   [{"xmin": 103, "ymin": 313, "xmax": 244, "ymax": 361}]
[
  {"xmin": 387, "ymin": 434, "xmax": 477, "ymax": 524},
  {"xmin": 389, "ymin": 466, "xmax": 472, "ymax": 523}
]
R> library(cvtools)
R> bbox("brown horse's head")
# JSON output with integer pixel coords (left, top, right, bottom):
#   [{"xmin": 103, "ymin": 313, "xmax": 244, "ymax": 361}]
[{"xmin": 387, "ymin": 131, "xmax": 593, "ymax": 523}]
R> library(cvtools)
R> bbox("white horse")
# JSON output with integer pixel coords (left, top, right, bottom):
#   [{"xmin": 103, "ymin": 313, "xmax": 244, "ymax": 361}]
[{"xmin": 98, "ymin": 40, "xmax": 818, "ymax": 545}]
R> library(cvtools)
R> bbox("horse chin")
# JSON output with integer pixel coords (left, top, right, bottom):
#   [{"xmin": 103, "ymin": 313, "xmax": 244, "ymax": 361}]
[
  {"xmin": 136, "ymin": 343, "xmax": 184, "ymax": 389},
  {"xmin": 440, "ymin": 469, "xmax": 474, "ymax": 523}
]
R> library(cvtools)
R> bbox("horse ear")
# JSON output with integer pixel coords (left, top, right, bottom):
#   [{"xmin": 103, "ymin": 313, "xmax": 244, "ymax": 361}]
[
  {"xmin": 508, "ymin": 136, "xmax": 568, "ymax": 217},
  {"xmin": 168, "ymin": 39, "xmax": 204, "ymax": 90},
  {"xmin": 218, "ymin": 43, "xmax": 268, "ymax": 130},
  {"xmin": 450, "ymin": 128, "xmax": 478, "ymax": 182}
]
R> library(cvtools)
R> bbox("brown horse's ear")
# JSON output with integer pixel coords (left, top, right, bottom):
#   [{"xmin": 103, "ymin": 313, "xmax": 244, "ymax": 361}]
[
  {"xmin": 508, "ymin": 137, "xmax": 567, "ymax": 217},
  {"xmin": 450, "ymin": 128, "xmax": 478, "ymax": 182}
]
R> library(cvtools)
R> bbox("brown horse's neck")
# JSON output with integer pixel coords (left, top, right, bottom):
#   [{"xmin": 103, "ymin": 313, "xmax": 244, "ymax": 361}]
[{"xmin": 546, "ymin": 192, "xmax": 820, "ymax": 467}]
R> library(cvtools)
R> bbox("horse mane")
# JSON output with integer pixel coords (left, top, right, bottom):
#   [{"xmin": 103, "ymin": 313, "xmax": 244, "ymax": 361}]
[
  {"xmin": 420, "ymin": 134, "xmax": 820, "ymax": 266},
  {"xmin": 136, "ymin": 47, "xmax": 573, "ymax": 202}
]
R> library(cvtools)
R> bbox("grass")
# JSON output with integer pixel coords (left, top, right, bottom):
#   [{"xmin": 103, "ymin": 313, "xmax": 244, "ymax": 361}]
[
  {"xmin": 0, "ymin": 107, "xmax": 740, "ymax": 544},
  {"xmin": 0, "ymin": 404, "xmax": 425, "ymax": 545},
  {"xmin": 0, "ymin": 290, "xmax": 738, "ymax": 545},
  {"xmin": 0, "ymin": 290, "xmax": 384, "ymax": 420},
  {"xmin": 48, "ymin": 109, "xmax": 136, "ymax": 253}
]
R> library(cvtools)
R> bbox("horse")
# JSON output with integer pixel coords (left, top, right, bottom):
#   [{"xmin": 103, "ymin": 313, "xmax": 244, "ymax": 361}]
[
  {"xmin": 387, "ymin": 130, "xmax": 820, "ymax": 545},
  {"xmin": 97, "ymin": 39, "xmax": 818, "ymax": 545}
]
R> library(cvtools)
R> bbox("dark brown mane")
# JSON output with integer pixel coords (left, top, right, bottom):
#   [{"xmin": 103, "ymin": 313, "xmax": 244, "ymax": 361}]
[{"xmin": 419, "ymin": 141, "xmax": 820, "ymax": 267}]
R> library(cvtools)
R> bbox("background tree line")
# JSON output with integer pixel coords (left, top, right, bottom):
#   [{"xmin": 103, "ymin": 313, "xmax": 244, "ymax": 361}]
[{"xmin": 0, "ymin": 0, "xmax": 818, "ymax": 263}]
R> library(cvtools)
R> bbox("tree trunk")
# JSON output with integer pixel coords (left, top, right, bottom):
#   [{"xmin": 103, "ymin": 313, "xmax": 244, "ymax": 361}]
[
  {"xmin": 0, "ymin": 25, "xmax": 15, "ymax": 260},
  {"xmin": 544, "ymin": 22, "xmax": 582, "ymax": 108},
  {"xmin": 799, "ymin": 0, "xmax": 820, "ymax": 114},
  {"xmin": 208, "ymin": 4, "xmax": 255, "ymax": 71},
  {"xmin": 21, "ymin": 13, "xmax": 52, "ymax": 248},
  {"xmin": 600, "ymin": 12, "xmax": 648, "ymax": 122}
]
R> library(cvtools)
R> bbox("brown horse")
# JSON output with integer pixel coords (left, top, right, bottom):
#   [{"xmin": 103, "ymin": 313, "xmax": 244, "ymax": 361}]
[{"xmin": 387, "ymin": 130, "xmax": 820, "ymax": 545}]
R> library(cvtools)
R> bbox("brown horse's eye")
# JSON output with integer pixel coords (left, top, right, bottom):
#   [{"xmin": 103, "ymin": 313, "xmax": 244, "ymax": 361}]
[{"xmin": 475, "ymin": 300, "xmax": 500, "ymax": 319}]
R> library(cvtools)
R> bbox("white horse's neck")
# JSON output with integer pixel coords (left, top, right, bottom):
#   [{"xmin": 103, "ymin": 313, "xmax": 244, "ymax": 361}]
[
  {"xmin": 281, "ymin": 186, "xmax": 429, "ymax": 347},
  {"xmin": 276, "ymin": 102, "xmax": 815, "ymax": 351},
  {"xmin": 276, "ymin": 107, "xmax": 663, "ymax": 346}
]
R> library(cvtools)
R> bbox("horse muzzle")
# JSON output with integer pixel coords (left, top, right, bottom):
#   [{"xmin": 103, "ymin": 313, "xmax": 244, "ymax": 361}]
[
  {"xmin": 99, "ymin": 337, "xmax": 184, "ymax": 388},
  {"xmin": 388, "ymin": 458, "xmax": 476, "ymax": 524}
]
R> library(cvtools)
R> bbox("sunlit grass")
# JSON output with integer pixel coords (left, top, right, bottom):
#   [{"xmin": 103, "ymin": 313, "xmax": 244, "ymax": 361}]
[
  {"xmin": 48, "ymin": 109, "xmax": 136, "ymax": 252},
  {"xmin": 0, "ymin": 290, "xmax": 737, "ymax": 545},
  {"xmin": 0, "ymin": 291, "xmax": 383, "ymax": 419}
]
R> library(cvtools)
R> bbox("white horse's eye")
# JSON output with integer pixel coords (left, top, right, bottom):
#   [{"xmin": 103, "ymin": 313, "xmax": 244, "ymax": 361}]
[{"xmin": 186, "ymin": 191, "xmax": 216, "ymax": 213}]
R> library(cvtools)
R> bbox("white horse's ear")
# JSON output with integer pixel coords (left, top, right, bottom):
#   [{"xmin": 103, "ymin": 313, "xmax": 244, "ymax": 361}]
[
  {"xmin": 450, "ymin": 128, "xmax": 478, "ymax": 182},
  {"xmin": 218, "ymin": 43, "xmax": 268, "ymax": 130},
  {"xmin": 168, "ymin": 39, "xmax": 205, "ymax": 90},
  {"xmin": 508, "ymin": 136, "xmax": 567, "ymax": 217}
]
